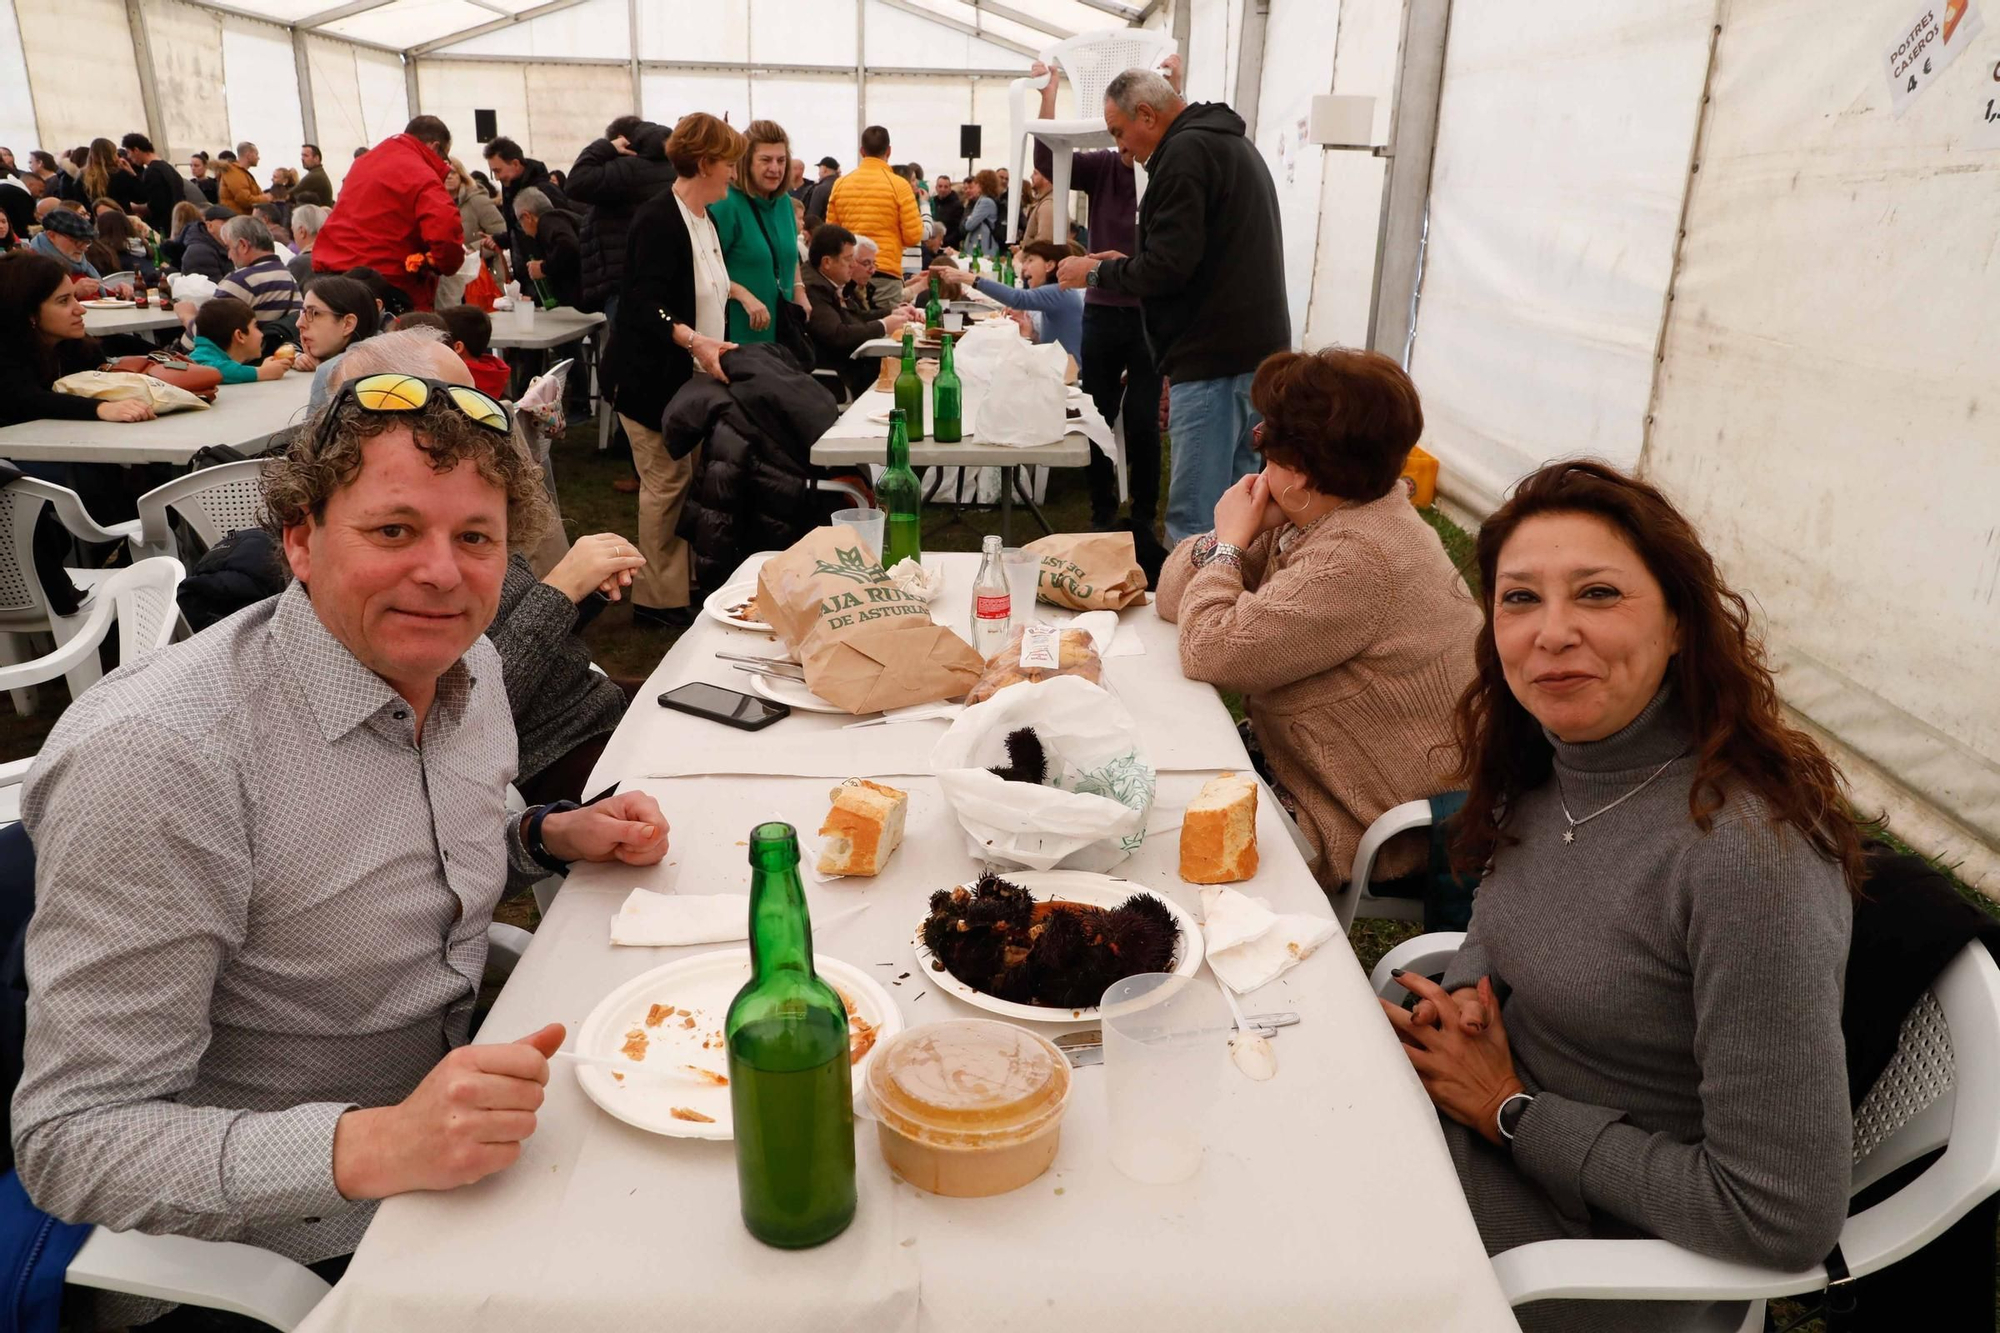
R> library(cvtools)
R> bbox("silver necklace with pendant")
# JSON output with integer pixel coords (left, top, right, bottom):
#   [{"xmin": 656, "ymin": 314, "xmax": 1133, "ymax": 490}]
[{"xmin": 1554, "ymin": 751, "xmax": 1684, "ymax": 846}]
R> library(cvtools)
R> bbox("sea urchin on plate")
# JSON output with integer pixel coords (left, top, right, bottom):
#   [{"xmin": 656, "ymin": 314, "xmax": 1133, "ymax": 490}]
[{"xmin": 921, "ymin": 870, "xmax": 1182, "ymax": 1010}]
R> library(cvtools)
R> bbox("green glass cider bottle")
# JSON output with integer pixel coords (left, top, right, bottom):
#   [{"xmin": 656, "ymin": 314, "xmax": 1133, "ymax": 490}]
[
  {"xmin": 879, "ymin": 409, "xmax": 924, "ymax": 567},
  {"xmin": 893, "ymin": 326, "xmax": 924, "ymax": 440},
  {"xmin": 725, "ymin": 822, "xmax": 857, "ymax": 1249},
  {"xmin": 925, "ymin": 275, "xmax": 943, "ymax": 330},
  {"xmin": 932, "ymin": 333, "xmax": 963, "ymax": 444}
]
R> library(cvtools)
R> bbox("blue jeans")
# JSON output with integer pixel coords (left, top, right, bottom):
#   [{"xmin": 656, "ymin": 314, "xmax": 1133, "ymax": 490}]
[{"xmin": 1165, "ymin": 371, "xmax": 1262, "ymax": 543}]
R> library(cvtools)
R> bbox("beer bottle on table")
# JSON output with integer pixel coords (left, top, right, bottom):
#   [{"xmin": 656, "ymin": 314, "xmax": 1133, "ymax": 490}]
[
  {"xmin": 932, "ymin": 333, "xmax": 962, "ymax": 444},
  {"xmin": 893, "ymin": 326, "xmax": 924, "ymax": 440},
  {"xmin": 726, "ymin": 822, "xmax": 857, "ymax": 1249},
  {"xmin": 879, "ymin": 409, "xmax": 923, "ymax": 568},
  {"xmin": 925, "ymin": 276, "xmax": 943, "ymax": 330},
  {"xmin": 533, "ymin": 276, "xmax": 557, "ymax": 310}
]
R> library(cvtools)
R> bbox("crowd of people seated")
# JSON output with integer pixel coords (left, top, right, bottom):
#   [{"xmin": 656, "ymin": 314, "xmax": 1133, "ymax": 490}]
[{"xmin": 0, "ymin": 58, "xmax": 1959, "ymax": 1333}]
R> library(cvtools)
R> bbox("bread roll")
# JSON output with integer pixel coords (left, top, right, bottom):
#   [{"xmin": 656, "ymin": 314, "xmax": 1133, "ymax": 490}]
[
  {"xmin": 817, "ymin": 779, "xmax": 909, "ymax": 876},
  {"xmin": 1179, "ymin": 772, "xmax": 1258, "ymax": 884}
]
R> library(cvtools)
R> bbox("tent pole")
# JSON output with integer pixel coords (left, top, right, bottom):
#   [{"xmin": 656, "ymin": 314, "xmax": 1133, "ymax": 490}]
[
  {"xmin": 855, "ymin": 0, "xmax": 866, "ymax": 151},
  {"xmin": 125, "ymin": 0, "xmax": 168, "ymax": 158},
  {"xmin": 627, "ymin": 0, "xmax": 641, "ymax": 111},
  {"xmin": 1366, "ymin": 0, "xmax": 1450, "ymax": 359},
  {"xmin": 1231, "ymin": 0, "xmax": 1268, "ymax": 138},
  {"xmin": 295, "ymin": 28, "xmax": 321, "ymax": 149},
  {"xmin": 405, "ymin": 56, "xmax": 420, "ymax": 116}
]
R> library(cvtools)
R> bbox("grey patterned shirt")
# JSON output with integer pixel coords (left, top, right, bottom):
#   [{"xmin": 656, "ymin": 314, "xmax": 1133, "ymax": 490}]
[{"xmin": 14, "ymin": 582, "xmax": 542, "ymax": 1264}]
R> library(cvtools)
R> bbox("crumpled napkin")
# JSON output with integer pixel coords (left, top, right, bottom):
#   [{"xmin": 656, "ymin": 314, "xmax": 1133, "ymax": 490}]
[
  {"xmin": 1199, "ymin": 885, "xmax": 1336, "ymax": 993},
  {"xmin": 886, "ymin": 557, "xmax": 944, "ymax": 603},
  {"xmin": 609, "ymin": 890, "xmax": 748, "ymax": 946}
]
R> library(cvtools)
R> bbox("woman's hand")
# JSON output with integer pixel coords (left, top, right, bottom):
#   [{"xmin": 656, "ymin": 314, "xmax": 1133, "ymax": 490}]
[
  {"xmin": 97, "ymin": 398, "xmax": 155, "ymax": 422},
  {"xmin": 543, "ymin": 532, "xmax": 647, "ymax": 604},
  {"xmin": 736, "ymin": 289, "xmax": 771, "ymax": 331},
  {"xmin": 687, "ymin": 332, "xmax": 737, "ymax": 384},
  {"xmin": 1212, "ymin": 472, "xmax": 1286, "ymax": 548},
  {"xmin": 1410, "ymin": 985, "xmax": 1488, "ymax": 1035},
  {"xmin": 292, "ymin": 350, "xmax": 319, "ymax": 372},
  {"xmin": 1380, "ymin": 975, "xmax": 1524, "ymax": 1147}
]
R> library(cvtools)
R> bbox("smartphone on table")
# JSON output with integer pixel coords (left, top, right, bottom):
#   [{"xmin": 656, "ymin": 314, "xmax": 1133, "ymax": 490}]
[{"xmin": 658, "ymin": 681, "xmax": 789, "ymax": 731}]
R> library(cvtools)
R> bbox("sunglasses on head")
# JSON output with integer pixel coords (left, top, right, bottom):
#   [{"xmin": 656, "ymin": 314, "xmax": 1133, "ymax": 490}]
[{"xmin": 316, "ymin": 373, "xmax": 510, "ymax": 451}]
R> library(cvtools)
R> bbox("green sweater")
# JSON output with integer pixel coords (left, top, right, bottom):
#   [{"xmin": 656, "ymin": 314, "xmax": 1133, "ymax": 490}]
[
  {"xmin": 188, "ymin": 336, "xmax": 259, "ymax": 385},
  {"xmin": 709, "ymin": 185, "xmax": 797, "ymax": 345}
]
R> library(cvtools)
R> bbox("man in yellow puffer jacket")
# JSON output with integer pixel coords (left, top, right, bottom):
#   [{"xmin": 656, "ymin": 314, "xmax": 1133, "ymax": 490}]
[{"xmin": 825, "ymin": 126, "xmax": 923, "ymax": 277}]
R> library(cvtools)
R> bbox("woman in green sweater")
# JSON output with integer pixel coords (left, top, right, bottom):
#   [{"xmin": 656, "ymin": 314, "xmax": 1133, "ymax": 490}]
[
  {"xmin": 1384, "ymin": 460, "xmax": 1861, "ymax": 1332},
  {"xmin": 709, "ymin": 120, "xmax": 802, "ymax": 346}
]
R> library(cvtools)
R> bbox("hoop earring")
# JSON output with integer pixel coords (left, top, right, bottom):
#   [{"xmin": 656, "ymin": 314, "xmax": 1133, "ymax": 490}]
[{"xmin": 1279, "ymin": 483, "xmax": 1304, "ymax": 512}]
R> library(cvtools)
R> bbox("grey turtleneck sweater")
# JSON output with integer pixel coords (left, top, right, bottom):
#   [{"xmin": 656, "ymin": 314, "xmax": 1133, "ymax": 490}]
[{"xmin": 1439, "ymin": 687, "xmax": 1852, "ymax": 1333}]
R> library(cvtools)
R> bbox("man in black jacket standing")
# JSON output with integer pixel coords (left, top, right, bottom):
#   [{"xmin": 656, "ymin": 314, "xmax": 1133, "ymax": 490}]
[
  {"xmin": 567, "ymin": 116, "xmax": 675, "ymax": 318},
  {"xmin": 1059, "ymin": 69, "xmax": 1289, "ymax": 544},
  {"xmin": 484, "ymin": 135, "xmax": 575, "ymax": 280},
  {"xmin": 119, "ymin": 133, "xmax": 187, "ymax": 228}
]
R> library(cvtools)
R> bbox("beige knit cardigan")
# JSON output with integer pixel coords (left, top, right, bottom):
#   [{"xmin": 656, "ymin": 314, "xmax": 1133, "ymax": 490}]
[{"xmin": 1155, "ymin": 490, "xmax": 1483, "ymax": 887}]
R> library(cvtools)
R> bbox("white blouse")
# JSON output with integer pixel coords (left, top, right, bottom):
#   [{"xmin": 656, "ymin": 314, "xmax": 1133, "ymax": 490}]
[{"xmin": 675, "ymin": 190, "xmax": 730, "ymax": 358}]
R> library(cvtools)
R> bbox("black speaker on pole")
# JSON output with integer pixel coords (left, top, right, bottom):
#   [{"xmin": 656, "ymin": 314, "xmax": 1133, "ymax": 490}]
[
  {"xmin": 475, "ymin": 109, "xmax": 498, "ymax": 144},
  {"xmin": 959, "ymin": 124, "xmax": 982, "ymax": 159}
]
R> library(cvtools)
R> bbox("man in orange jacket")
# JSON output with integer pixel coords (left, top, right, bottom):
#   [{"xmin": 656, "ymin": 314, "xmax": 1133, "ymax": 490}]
[
  {"xmin": 312, "ymin": 116, "xmax": 467, "ymax": 312},
  {"xmin": 825, "ymin": 126, "xmax": 922, "ymax": 278}
]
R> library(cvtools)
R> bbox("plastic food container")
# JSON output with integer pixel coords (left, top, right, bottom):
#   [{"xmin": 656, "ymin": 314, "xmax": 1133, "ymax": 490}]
[{"xmin": 864, "ymin": 1019, "xmax": 1072, "ymax": 1197}]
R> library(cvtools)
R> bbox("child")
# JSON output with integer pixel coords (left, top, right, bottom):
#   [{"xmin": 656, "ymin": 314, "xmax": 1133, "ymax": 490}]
[
  {"xmin": 388, "ymin": 310, "xmax": 450, "ymax": 335},
  {"xmin": 188, "ymin": 297, "xmax": 287, "ymax": 385},
  {"xmin": 441, "ymin": 304, "xmax": 510, "ymax": 398}
]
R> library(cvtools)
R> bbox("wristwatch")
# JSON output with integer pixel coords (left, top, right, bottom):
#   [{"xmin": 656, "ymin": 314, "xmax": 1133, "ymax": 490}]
[
  {"xmin": 1085, "ymin": 263, "xmax": 1102, "ymax": 289},
  {"xmin": 1496, "ymin": 1091, "xmax": 1535, "ymax": 1143},
  {"xmin": 1191, "ymin": 532, "xmax": 1245, "ymax": 570},
  {"xmin": 525, "ymin": 799, "xmax": 581, "ymax": 876}
]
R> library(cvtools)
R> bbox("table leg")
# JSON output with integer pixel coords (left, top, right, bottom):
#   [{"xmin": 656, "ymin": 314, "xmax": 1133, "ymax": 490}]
[{"xmin": 1013, "ymin": 466, "xmax": 1055, "ymax": 537}]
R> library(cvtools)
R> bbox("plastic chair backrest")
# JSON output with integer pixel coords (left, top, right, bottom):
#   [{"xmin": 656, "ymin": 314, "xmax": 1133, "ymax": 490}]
[
  {"xmin": 0, "ymin": 486, "xmax": 49, "ymax": 619},
  {"xmin": 103, "ymin": 558, "xmax": 184, "ymax": 660},
  {"xmin": 136, "ymin": 459, "xmax": 270, "ymax": 552},
  {"xmin": 1046, "ymin": 28, "xmax": 1180, "ymax": 110}
]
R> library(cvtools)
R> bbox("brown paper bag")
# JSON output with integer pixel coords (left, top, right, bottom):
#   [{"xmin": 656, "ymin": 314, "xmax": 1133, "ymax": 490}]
[
  {"xmin": 1023, "ymin": 531, "xmax": 1151, "ymax": 610},
  {"xmin": 756, "ymin": 526, "xmax": 984, "ymax": 714}
]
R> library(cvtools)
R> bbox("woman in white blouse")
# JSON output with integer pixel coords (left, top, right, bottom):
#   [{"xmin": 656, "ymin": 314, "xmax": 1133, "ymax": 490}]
[{"xmin": 603, "ymin": 112, "xmax": 746, "ymax": 629}]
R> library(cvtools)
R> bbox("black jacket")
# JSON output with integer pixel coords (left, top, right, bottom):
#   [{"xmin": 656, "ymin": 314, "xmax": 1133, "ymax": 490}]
[
  {"xmin": 0, "ymin": 339, "xmax": 101, "ymax": 428},
  {"xmin": 173, "ymin": 220, "xmax": 231, "ymax": 280},
  {"xmin": 528, "ymin": 208, "xmax": 584, "ymax": 310},
  {"xmin": 806, "ymin": 173, "xmax": 838, "ymax": 227},
  {"xmin": 663, "ymin": 344, "xmax": 838, "ymax": 593},
  {"xmin": 176, "ymin": 527, "xmax": 287, "ymax": 632},
  {"xmin": 606, "ymin": 185, "xmax": 697, "ymax": 428},
  {"xmin": 566, "ymin": 125, "xmax": 675, "ymax": 312},
  {"xmin": 933, "ymin": 191, "xmax": 965, "ymax": 251},
  {"xmin": 1095, "ymin": 101, "xmax": 1290, "ymax": 381},
  {"xmin": 137, "ymin": 159, "xmax": 187, "ymax": 229},
  {"xmin": 500, "ymin": 159, "xmax": 575, "ymax": 277},
  {"xmin": 800, "ymin": 267, "xmax": 885, "ymax": 368},
  {"xmin": 0, "ymin": 185, "xmax": 30, "ymax": 247}
]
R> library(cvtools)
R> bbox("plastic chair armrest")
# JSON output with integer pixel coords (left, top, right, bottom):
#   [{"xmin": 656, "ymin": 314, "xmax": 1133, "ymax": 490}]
[
  {"xmin": 1369, "ymin": 931, "xmax": 1466, "ymax": 1001},
  {"xmin": 1492, "ymin": 1238, "xmax": 1826, "ymax": 1306},
  {"xmin": 0, "ymin": 597, "xmax": 117, "ymax": 692},
  {"xmin": 487, "ymin": 921, "xmax": 534, "ymax": 971},
  {"xmin": 1350, "ymin": 797, "xmax": 1436, "ymax": 892},
  {"xmin": 67, "ymin": 1229, "xmax": 332, "ymax": 1331}
]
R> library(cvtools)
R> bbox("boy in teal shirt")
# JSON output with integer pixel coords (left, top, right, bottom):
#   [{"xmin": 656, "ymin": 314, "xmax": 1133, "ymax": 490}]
[{"xmin": 189, "ymin": 297, "xmax": 288, "ymax": 384}]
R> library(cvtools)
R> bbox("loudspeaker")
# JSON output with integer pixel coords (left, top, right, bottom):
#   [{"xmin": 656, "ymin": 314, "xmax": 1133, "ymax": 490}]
[
  {"xmin": 475, "ymin": 109, "xmax": 498, "ymax": 144},
  {"xmin": 959, "ymin": 124, "xmax": 981, "ymax": 159}
]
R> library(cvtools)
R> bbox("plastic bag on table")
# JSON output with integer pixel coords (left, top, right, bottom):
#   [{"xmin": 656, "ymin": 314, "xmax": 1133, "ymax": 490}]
[
  {"xmin": 979, "ymin": 334, "xmax": 1066, "ymax": 447},
  {"xmin": 963, "ymin": 625, "xmax": 1102, "ymax": 705}
]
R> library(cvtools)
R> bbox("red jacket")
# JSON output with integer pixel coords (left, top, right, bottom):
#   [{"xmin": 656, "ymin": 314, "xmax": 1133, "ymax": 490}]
[
  {"xmin": 311, "ymin": 134, "xmax": 465, "ymax": 310},
  {"xmin": 461, "ymin": 351, "xmax": 510, "ymax": 398}
]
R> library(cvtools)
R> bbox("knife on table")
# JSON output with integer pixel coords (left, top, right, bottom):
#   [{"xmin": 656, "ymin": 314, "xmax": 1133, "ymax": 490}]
[{"xmin": 1054, "ymin": 1012, "xmax": 1300, "ymax": 1067}]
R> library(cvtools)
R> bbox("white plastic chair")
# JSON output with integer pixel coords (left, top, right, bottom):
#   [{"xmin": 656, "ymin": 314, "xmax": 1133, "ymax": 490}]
[
  {"xmin": 1006, "ymin": 28, "xmax": 1178, "ymax": 246},
  {"xmin": 1372, "ymin": 935, "xmax": 2000, "ymax": 1330},
  {"xmin": 126, "ymin": 459, "xmax": 271, "ymax": 563},
  {"xmin": 0, "ymin": 477, "xmax": 145, "ymax": 710},
  {"xmin": 1330, "ymin": 797, "xmax": 1444, "ymax": 932}
]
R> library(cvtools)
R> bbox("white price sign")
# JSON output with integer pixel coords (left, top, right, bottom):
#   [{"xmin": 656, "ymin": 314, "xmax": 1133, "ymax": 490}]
[{"xmin": 1886, "ymin": 0, "xmax": 1985, "ymax": 113}]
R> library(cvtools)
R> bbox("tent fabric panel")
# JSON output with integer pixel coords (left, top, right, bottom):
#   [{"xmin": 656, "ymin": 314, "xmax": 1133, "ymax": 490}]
[
  {"xmin": 864, "ymin": 0, "xmax": 1023, "ymax": 69},
  {"xmin": 642, "ymin": 69, "xmax": 751, "ymax": 132},
  {"xmin": 1250, "ymin": 0, "xmax": 1341, "ymax": 349},
  {"xmin": 354, "ymin": 45, "xmax": 411, "ymax": 148},
  {"xmin": 0, "ymin": 0, "xmax": 42, "ymax": 156},
  {"xmin": 636, "ymin": 0, "xmax": 749, "ymax": 63},
  {"xmin": 222, "ymin": 15, "xmax": 311, "ymax": 184},
  {"xmin": 750, "ymin": 0, "xmax": 857, "ymax": 67},
  {"xmin": 15, "ymin": 0, "xmax": 147, "ymax": 158},
  {"xmin": 1407, "ymin": 0, "xmax": 1712, "ymax": 508},
  {"xmin": 862, "ymin": 76, "xmax": 974, "ymax": 187},
  {"xmin": 307, "ymin": 34, "xmax": 368, "ymax": 192},
  {"xmin": 745, "ymin": 77, "xmax": 860, "ymax": 183},
  {"xmin": 141, "ymin": 0, "xmax": 230, "ymax": 164},
  {"xmin": 1301, "ymin": 149, "xmax": 1384, "ymax": 352},
  {"xmin": 1182, "ymin": 0, "xmax": 1231, "ymax": 105},
  {"xmin": 416, "ymin": 59, "xmax": 530, "ymax": 162},
  {"xmin": 324, "ymin": 0, "xmax": 496, "ymax": 50},
  {"xmin": 524, "ymin": 63, "xmax": 631, "ymax": 180},
  {"xmin": 1642, "ymin": 2, "xmax": 2000, "ymax": 849},
  {"xmin": 439, "ymin": 0, "xmax": 629, "ymax": 59}
]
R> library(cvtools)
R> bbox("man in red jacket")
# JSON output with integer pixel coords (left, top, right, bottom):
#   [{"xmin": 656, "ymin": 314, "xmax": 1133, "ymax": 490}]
[{"xmin": 312, "ymin": 115, "xmax": 466, "ymax": 311}]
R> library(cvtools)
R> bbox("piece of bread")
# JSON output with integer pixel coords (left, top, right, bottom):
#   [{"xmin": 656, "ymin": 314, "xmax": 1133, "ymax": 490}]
[
  {"xmin": 1180, "ymin": 772, "xmax": 1259, "ymax": 884},
  {"xmin": 817, "ymin": 779, "xmax": 909, "ymax": 876}
]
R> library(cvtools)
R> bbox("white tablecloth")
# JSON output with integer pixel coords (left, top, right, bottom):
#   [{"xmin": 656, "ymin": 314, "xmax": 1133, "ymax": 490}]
[
  {"xmin": 299, "ymin": 551, "xmax": 1518, "ymax": 1333},
  {"xmin": 587, "ymin": 553, "xmax": 1244, "ymax": 785},
  {"xmin": 0, "ymin": 373, "xmax": 313, "ymax": 464}
]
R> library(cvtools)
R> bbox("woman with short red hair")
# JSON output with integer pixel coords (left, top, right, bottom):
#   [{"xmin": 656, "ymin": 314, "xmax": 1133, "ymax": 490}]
[{"xmin": 1156, "ymin": 347, "xmax": 1480, "ymax": 892}]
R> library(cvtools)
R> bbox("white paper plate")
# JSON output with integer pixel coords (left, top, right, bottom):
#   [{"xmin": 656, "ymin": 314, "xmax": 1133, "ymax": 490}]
[
  {"xmin": 747, "ymin": 670, "xmax": 853, "ymax": 715},
  {"xmin": 911, "ymin": 870, "xmax": 1205, "ymax": 1023},
  {"xmin": 81, "ymin": 299, "xmax": 136, "ymax": 310},
  {"xmin": 572, "ymin": 949, "xmax": 902, "ymax": 1141},
  {"xmin": 701, "ymin": 580, "xmax": 772, "ymax": 633}
]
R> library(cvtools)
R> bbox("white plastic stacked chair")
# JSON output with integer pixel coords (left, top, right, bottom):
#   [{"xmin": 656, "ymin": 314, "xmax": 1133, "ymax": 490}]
[
  {"xmin": 1332, "ymin": 797, "xmax": 1441, "ymax": 931},
  {"xmin": 1372, "ymin": 934, "xmax": 2000, "ymax": 1330},
  {"xmin": 125, "ymin": 459, "xmax": 271, "ymax": 564},
  {"xmin": 0, "ymin": 476, "xmax": 151, "ymax": 710},
  {"xmin": 1005, "ymin": 28, "xmax": 1179, "ymax": 247}
]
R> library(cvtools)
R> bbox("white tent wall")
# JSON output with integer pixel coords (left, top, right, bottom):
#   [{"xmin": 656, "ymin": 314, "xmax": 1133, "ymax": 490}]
[
  {"xmin": 142, "ymin": 0, "xmax": 230, "ymax": 165},
  {"xmin": 0, "ymin": 1, "xmax": 44, "ymax": 157},
  {"xmin": 444, "ymin": 0, "xmax": 630, "ymax": 59},
  {"xmin": 12, "ymin": 0, "xmax": 147, "ymax": 160},
  {"xmin": 1406, "ymin": 2, "xmax": 1715, "ymax": 512},
  {"xmin": 1641, "ymin": 1, "xmax": 2000, "ymax": 886},
  {"xmin": 643, "ymin": 70, "xmax": 750, "ymax": 134},
  {"xmin": 748, "ymin": 78, "xmax": 862, "ymax": 179},
  {"xmin": 305, "ymin": 36, "xmax": 414, "ymax": 194},
  {"xmin": 418, "ymin": 60, "xmax": 532, "ymax": 160},
  {"xmin": 221, "ymin": 14, "xmax": 311, "ymax": 184}
]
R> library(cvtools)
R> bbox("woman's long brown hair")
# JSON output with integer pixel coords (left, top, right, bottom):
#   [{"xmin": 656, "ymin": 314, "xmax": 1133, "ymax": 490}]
[{"xmin": 1452, "ymin": 459, "xmax": 1865, "ymax": 893}]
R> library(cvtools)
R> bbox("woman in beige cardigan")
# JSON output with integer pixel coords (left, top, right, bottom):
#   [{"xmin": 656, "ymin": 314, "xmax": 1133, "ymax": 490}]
[{"xmin": 1157, "ymin": 348, "xmax": 1481, "ymax": 890}]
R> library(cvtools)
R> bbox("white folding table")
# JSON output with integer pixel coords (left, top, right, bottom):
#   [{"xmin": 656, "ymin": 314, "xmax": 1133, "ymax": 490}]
[{"xmin": 0, "ymin": 373, "xmax": 314, "ymax": 465}]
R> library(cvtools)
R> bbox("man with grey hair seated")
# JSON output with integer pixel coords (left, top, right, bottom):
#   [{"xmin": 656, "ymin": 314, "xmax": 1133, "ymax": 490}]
[
  {"xmin": 215, "ymin": 213, "xmax": 303, "ymax": 333},
  {"xmin": 1057, "ymin": 64, "xmax": 1290, "ymax": 544},
  {"xmin": 287, "ymin": 202, "xmax": 328, "ymax": 287},
  {"xmin": 512, "ymin": 185, "xmax": 583, "ymax": 310},
  {"xmin": 849, "ymin": 234, "xmax": 915, "ymax": 320}
]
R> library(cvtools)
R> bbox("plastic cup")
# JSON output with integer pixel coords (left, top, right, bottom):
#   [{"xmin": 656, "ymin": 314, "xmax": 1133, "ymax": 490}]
[
  {"xmin": 1101, "ymin": 972, "xmax": 1230, "ymax": 1184},
  {"xmin": 1001, "ymin": 547, "xmax": 1042, "ymax": 623},
  {"xmin": 832, "ymin": 508, "xmax": 886, "ymax": 562}
]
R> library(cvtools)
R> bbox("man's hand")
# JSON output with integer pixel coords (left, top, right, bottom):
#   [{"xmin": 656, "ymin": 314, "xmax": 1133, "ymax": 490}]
[
  {"xmin": 1032, "ymin": 59, "xmax": 1060, "ymax": 119},
  {"xmin": 332, "ymin": 1022, "xmax": 565, "ymax": 1199},
  {"xmin": 73, "ymin": 277, "xmax": 102, "ymax": 301},
  {"xmin": 543, "ymin": 532, "xmax": 646, "ymax": 603},
  {"xmin": 526, "ymin": 259, "xmax": 545, "ymax": 281},
  {"xmin": 1056, "ymin": 255, "xmax": 1099, "ymax": 289},
  {"xmin": 1162, "ymin": 52, "xmax": 1184, "ymax": 93},
  {"xmin": 541, "ymin": 792, "xmax": 670, "ymax": 866},
  {"xmin": 882, "ymin": 312, "xmax": 910, "ymax": 337}
]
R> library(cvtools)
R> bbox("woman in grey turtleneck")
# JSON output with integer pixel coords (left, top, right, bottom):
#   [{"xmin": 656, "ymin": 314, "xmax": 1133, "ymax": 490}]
[{"xmin": 1381, "ymin": 461, "xmax": 1864, "ymax": 1333}]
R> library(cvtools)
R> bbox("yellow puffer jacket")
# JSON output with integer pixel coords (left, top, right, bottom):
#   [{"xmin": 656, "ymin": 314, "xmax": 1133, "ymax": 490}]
[
  {"xmin": 216, "ymin": 162, "xmax": 267, "ymax": 216},
  {"xmin": 825, "ymin": 158, "xmax": 922, "ymax": 275}
]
